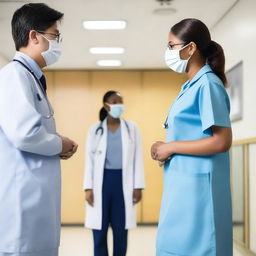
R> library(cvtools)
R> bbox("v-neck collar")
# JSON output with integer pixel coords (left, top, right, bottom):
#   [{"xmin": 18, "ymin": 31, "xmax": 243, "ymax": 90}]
[
  {"xmin": 108, "ymin": 125, "xmax": 121, "ymax": 135},
  {"xmin": 176, "ymin": 65, "xmax": 213, "ymax": 100}
]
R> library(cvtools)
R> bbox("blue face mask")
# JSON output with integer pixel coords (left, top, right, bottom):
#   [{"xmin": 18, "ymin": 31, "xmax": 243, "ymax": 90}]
[{"xmin": 107, "ymin": 104, "xmax": 125, "ymax": 118}]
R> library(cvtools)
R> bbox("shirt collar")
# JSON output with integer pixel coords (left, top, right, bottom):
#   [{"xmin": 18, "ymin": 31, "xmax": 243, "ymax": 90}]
[
  {"xmin": 187, "ymin": 64, "xmax": 213, "ymax": 87},
  {"xmin": 14, "ymin": 51, "xmax": 43, "ymax": 79},
  {"xmin": 176, "ymin": 65, "xmax": 213, "ymax": 100}
]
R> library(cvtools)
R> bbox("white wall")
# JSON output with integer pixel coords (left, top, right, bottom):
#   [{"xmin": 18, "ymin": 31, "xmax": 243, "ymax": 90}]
[
  {"xmin": 249, "ymin": 144, "xmax": 256, "ymax": 253},
  {"xmin": 231, "ymin": 146, "xmax": 244, "ymax": 223},
  {"xmin": 211, "ymin": 0, "xmax": 256, "ymax": 252},
  {"xmin": 0, "ymin": 55, "xmax": 8, "ymax": 68},
  {"xmin": 212, "ymin": 0, "xmax": 256, "ymax": 141}
]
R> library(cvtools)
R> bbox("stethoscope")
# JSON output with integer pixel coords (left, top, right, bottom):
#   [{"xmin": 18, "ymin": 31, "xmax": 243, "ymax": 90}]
[
  {"xmin": 162, "ymin": 81, "xmax": 192, "ymax": 130},
  {"xmin": 13, "ymin": 59, "xmax": 54, "ymax": 119},
  {"xmin": 163, "ymin": 117, "xmax": 169, "ymax": 129},
  {"xmin": 92, "ymin": 119, "xmax": 132, "ymax": 154}
]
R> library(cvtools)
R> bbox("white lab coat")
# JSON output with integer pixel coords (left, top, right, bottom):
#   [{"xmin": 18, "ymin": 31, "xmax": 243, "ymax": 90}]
[
  {"xmin": 0, "ymin": 60, "xmax": 62, "ymax": 254},
  {"xmin": 84, "ymin": 119, "xmax": 145, "ymax": 230}
]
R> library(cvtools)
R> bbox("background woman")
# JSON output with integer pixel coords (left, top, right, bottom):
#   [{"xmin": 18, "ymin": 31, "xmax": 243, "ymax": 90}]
[{"xmin": 84, "ymin": 90, "xmax": 145, "ymax": 256}]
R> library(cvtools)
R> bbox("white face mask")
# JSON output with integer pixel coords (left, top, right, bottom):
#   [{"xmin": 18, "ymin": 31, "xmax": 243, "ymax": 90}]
[
  {"xmin": 41, "ymin": 35, "xmax": 62, "ymax": 66},
  {"xmin": 107, "ymin": 104, "xmax": 125, "ymax": 118},
  {"xmin": 165, "ymin": 44, "xmax": 191, "ymax": 73}
]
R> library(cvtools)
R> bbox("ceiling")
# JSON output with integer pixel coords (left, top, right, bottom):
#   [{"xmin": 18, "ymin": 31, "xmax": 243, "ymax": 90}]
[{"xmin": 0, "ymin": 0, "xmax": 237, "ymax": 70}]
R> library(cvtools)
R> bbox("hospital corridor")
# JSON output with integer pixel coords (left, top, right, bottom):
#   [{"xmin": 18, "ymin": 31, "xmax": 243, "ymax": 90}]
[
  {"xmin": 0, "ymin": 0, "xmax": 256, "ymax": 256},
  {"xmin": 59, "ymin": 226, "xmax": 251, "ymax": 256}
]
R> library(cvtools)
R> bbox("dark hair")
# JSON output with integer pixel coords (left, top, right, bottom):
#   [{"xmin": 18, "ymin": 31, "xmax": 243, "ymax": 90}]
[
  {"xmin": 99, "ymin": 90, "xmax": 118, "ymax": 121},
  {"xmin": 171, "ymin": 18, "xmax": 227, "ymax": 85},
  {"xmin": 11, "ymin": 3, "xmax": 64, "ymax": 50}
]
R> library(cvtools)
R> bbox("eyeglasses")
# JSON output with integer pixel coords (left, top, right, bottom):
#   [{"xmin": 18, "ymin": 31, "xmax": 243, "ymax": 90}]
[
  {"xmin": 167, "ymin": 43, "xmax": 185, "ymax": 50},
  {"xmin": 37, "ymin": 30, "xmax": 62, "ymax": 43}
]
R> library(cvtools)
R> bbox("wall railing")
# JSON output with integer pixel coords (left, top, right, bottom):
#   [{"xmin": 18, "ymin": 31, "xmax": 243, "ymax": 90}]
[{"xmin": 231, "ymin": 138, "xmax": 256, "ymax": 255}]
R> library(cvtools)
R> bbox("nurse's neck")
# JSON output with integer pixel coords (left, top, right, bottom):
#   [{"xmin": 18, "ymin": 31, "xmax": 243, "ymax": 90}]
[
  {"xmin": 107, "ymin": 115, "xmax": 120, "ymax": 125},
  {"xmin": 187, "ymin": 54, "xmax": 206, "ymax": 81}
]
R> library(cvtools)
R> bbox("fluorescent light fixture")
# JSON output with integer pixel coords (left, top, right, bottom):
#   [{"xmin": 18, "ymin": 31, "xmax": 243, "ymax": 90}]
[
  {"xmin": 83, "ymin": 21, "xmax": 126, "ymax": 30},
  {"xmin": 90, "ymin": 47, "xmax": 125, "ymax": 54},
  {"xmin": 153, "ymin": 8, "xmax": 177, "ymax": 15},
  {"xmin": 97, "ymin": 60, "xmax": 122, "ymax": 67}
]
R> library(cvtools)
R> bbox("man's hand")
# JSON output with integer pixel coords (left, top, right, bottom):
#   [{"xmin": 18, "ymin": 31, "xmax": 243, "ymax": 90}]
[{"xmin": 59, "ymin": 135, "xmax": 78, "ymax": 160}]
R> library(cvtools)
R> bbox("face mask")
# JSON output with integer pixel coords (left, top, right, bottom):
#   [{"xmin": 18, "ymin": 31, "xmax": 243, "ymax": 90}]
[
  {"xmin": 107, "ymin": 104, "xmax": 125, "ymax": 118},
  {"xmin": 165, "ymin": 44, "xmax": 191, "ymax": 73},
  {"xmin": 41, "ymin": 35, "xmax": 62, "ymax": 66}
]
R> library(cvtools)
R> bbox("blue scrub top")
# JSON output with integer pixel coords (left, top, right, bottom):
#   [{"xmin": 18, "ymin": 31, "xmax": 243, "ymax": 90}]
[
  {"xmin": 164, "ymin": 64, "xmax": 231, "ymax": 175},
  {"xmin": 157, "ymin": 65, "xmax": 233, "ymax": 256},
  {"xmin": 104, "ymin": 126, "xmax": 123, "ymax": 169}
]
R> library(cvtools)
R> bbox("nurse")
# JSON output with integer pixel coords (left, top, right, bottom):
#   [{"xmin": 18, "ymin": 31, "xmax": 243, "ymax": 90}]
[
  {"xmin": 151, "ymin": 19, "xmax": 233, "ymax": 256},
  {"xmin": 84, "ymin": 91, "xmax": 145, "ymax": 256},
  {"xmin": 0, "ymin": 3, "xmax": 77, "ymax": 256}
]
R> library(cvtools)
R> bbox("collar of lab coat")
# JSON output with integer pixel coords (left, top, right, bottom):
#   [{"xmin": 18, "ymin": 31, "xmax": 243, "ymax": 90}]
[
  {"xmin": 101, "ymin": 118, "xmax": 129, "ymax": 141},
  {"xmin": 14, "ymin": 51, "xmax": 43, "ymax": 80}
]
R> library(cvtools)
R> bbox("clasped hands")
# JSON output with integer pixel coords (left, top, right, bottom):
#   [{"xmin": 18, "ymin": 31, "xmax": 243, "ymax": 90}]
[
  {"xmin": 151, "ymin": 141, "xmax": 173, "ymax": 167},
  {"xmin": 59, "ymin": 135, "xmax": 78, "ymax": 160}
]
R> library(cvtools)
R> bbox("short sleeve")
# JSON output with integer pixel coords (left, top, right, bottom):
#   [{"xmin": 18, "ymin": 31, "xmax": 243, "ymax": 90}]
[{"xmin": 198, "ymin": 80, "xmax": 231, "ymax": 133}]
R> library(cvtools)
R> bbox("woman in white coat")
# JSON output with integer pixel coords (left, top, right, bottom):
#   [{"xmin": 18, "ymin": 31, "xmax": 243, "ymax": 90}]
[{"xmin": 84, "ymin": 90, "xmax": 145, "ymax": 256}]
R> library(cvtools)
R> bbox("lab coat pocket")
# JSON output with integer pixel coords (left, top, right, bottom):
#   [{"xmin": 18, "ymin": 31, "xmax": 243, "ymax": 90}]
[
  {"xmin": 157, "ymin": 171, "xmax": 215, "ymax": 255},
  {"xmin": 15, "ymin": 151, "xmax": 43, "ymax": 176},
  {"xmin": 36, "ymin": 96, "xmax": 50, "ymax": 116}
]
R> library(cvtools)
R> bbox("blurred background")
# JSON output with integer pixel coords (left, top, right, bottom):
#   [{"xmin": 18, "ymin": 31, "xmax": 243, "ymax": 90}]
[{"xmin": 0, "ymin": 0, "xmax": 255, "ymax": 255}]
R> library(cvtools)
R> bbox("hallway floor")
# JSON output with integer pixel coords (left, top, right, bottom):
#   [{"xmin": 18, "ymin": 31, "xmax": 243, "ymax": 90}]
[{"xmin": 59, "ymin": 226, "xmax": 244, "ymax": 256}]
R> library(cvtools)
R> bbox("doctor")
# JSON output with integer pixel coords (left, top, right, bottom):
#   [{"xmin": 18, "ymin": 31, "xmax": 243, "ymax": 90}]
[
  {"xmin": 0, "ymin": 3, "xmax": 77, "ymax": 256},
  {"xmin": 84, "ymin": 91, "xmax": 145, "ymax": 256},
  {"xmin": 151, "ymin": 19, "xmax": 233, "ymax": 256}
]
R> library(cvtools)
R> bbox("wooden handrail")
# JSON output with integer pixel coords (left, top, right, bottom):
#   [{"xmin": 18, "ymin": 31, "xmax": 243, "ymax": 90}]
[
  {"xmin": 231, "ymin": 138, "xmax": 256, "ymax": 255},
  {"xmin": 233, "ymin": 137, "xmax": 256, "ymax": 145}
]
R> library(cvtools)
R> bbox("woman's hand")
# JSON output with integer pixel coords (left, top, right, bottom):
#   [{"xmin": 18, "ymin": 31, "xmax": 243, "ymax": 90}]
[
  {"xmin": 151, "ymin": 141, "xmax": 174, "ymax": 162},
  {"xmin": 85, "ymin": 189, "xmax": 94, "ymax": 207},
  {"xmin": 158, "ymin": 161, "xmax": 165, "ymax": 167},
  {"xmin": 150, "ymin": 127, "xmax": 232, "ymax": 164},
  {"xmin": 133, "ymin": 189, "xmax": 142, "ymax": 204}
]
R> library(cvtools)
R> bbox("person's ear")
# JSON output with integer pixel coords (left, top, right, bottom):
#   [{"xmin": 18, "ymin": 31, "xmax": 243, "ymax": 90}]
[
  {"xmin": 29, "ymin": 30, "xmax": 40, "ymax": 45},
  {"xmin": 188, "ymin": 42, "xmax": 197, "ymax": 56},
  {"xmin": 103, "ymin": 103, "xmax": 110, "ymax": 112}
]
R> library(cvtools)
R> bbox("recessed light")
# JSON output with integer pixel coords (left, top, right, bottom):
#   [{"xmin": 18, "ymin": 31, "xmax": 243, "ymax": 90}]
[
  {"xmin": 83, "ymin": 21, "xmax": 127, "ymax": 30},
  {"xmin": 153, "ymin": 8, "xmax": 176, "ymax": 15},
  {"xmin": 90, "ymin": 47, "xmax": 125, "ymax": 54},
  {"xmin": 97, "ymin": 60, "xmax": 122, "ymax": 67}
]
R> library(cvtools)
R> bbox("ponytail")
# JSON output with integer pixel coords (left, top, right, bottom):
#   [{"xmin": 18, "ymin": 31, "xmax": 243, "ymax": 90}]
[
  {"xmin": 205, "ymin": 40, "xmax": 227, "ymax": 86},
  {"xmin": 171, "ymin": 19, "xmax": 227, "ymax": 86},
  {"xmin": 98, "ymin": 90, "xmax": 118, "ymax": 121},
  {"xmin": 99, "ymin": 107, "xmax": 108, "ymax": 122}
]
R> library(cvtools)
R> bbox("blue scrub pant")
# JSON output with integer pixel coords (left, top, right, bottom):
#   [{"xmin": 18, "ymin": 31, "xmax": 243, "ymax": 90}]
[{"xmin": 93, "ymin": 169, "xmax": 127, "ymax": 256}]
